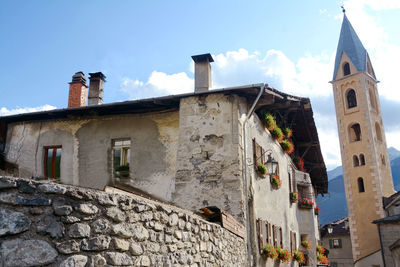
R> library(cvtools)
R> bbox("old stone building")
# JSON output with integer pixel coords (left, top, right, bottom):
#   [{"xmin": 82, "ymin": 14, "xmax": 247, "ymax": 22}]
[
  {"xmin": 0, "ymin": 53, "xmax": 327, "ymax": 266},
  {"xmin": 321, "ymin": 218, "xmax": 354, "ymax": 267},
  {"xmin": 331, "ymin": 12, "xmax": 395, "ymax": 267}
]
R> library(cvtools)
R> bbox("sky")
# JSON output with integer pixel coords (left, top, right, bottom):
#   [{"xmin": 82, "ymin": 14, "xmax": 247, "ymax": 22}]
[{"xmin": 1, "ymin": 0, "xmax": 400, "ymax": 171}]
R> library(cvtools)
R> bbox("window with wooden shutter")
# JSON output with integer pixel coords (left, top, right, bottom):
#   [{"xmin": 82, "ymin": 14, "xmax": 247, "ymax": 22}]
[
  {"xmin": 273, "ymin": 225, "xmax": 277, "ymax": 247},
  {"xmin": 262, "ymin": 221, "xmax": 268, "ymax": 245},
  {"xmin": 257, "ymin": 219, "xmax": 263, "ymax": 253},
  {"xmin": 290, "ymin": 231, "xmax": 293, "ymax": 251},
  {"xmin": 294, "ymin": 232, "xmax": 297, "ymax": 250},
  {"xmin": 267, "ymin": 222, "xmax": 272, "ymax": 244},
  {"xmin": 279, "ymin": 227, "xmax": 283, "ymax": 247}
]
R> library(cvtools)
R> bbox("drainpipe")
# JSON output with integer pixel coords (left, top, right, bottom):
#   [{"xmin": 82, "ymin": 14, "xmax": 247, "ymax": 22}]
[{"xmin": 243, "ymin": 84, "xmax": 265, "ymax": 267}]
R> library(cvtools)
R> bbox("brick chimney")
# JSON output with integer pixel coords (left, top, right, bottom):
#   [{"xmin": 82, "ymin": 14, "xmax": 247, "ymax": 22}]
[
  {"xmin": 191, "ymin": 53, "xmax": 214, "ymax": 92},
  {"xmin": 68, "ymin": 72, "xmax": 88, "ymax": 108},
  {"xmin": 88, "ymin": 72, "xmax": 106, "ymax": 105}
]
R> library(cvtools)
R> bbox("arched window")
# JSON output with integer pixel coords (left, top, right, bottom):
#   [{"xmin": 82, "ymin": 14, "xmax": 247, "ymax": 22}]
[
  {"xmin": 381, "ymin": 155, "xmax": 386, "ymax": 166},
  {"xmin": 349, "ymin": 123, "xmax": 362, "ymax": 142},
  {"xmin": 353, "ymin": 155, "xmax": 360, "ymax": 167},
  {"xmin": 343, "ymin": 62, "xmax": 351, "ymax": 76},
  {"xmin": 346, "ymin": 89, "xmax": 357, "ymax": 108},
  {"xmin": 375, "ymin": 122, "xmax": 382, "ymax": 142},
  {"xmin": 359, "ymin": 154, "xmax": 365, "ymax": 166},
  {"xmin": 369, "ymin": 89, "xmax": 377, "ymax": 111},
  {"xmin": 358, "ymin": 178, "xmax": 365, "ymax": 193}
]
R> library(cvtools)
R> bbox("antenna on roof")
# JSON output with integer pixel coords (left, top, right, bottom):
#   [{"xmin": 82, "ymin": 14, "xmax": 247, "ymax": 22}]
[{"xmin": 341, "ymin": 5, "xmax": 346, "ymax": 13}]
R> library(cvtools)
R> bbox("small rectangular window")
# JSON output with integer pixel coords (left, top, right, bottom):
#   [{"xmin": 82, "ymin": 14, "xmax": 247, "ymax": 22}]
[
  {"xmin": 112, "ymin": 139, "xmax": 131, "ymax": 180},
  {"xmin": 331, "ymin": 238, "xmax": 342, "ymax": 248},
  {"xmin": 44, "ymin": 146, "xmax": 62, "ymax": 180}
]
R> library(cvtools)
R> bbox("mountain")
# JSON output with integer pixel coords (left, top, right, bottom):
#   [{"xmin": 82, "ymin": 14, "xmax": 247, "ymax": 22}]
[{"xmin": 318, "ymin": 147, "xmax": 400, "ymax": 226}]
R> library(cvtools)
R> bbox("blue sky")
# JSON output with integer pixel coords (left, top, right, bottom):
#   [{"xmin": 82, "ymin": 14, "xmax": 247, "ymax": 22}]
[{"xmin": 1, "ymin": 0, "xmax": 400, "ymax": 170}]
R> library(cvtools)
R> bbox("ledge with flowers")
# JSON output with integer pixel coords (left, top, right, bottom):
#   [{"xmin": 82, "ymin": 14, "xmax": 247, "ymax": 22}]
[{"xmin": 263, "ymin": 244, "xmax": 305, "ymax": 265}]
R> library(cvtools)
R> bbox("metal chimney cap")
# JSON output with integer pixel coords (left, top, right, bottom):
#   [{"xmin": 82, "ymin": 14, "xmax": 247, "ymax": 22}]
[{"xmin": 191, "ymin": 53, "xmax": 214, "ymax": 63}]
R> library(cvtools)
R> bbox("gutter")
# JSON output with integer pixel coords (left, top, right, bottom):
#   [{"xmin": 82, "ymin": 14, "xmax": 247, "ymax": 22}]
[{"xmin": 242, "ymin": 84, "xmax": 265, "ymax": 267}]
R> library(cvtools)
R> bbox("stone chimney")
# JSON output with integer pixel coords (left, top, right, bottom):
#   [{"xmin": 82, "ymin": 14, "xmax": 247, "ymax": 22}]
[
  {"xmin": 88, "ymin": 72, "xmax": 106, "ymax": 105},
  {"xmin": 191, "ymin": 53, "xmax": 214, "ymax": 92},
  {"xmin": 68, "ymin": 72, "xmax": 88, "ymax": 108}
]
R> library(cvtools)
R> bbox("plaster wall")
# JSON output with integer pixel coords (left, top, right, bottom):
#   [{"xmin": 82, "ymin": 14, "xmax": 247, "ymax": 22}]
[
  {"xmin": 243, "ymin": 105, "xmax": 319, "ymax": 267},
  {"xmin": 321, "ymin": 234, "xmax": 353, "ymax": 267},
  {"xmin": 377, "ymin": 223, "xmax": 400, "ymax": 267},
  {"xmin": 3, "ymin": 111, "xmax": 179, "ymax": 202},
  {"xmin": 172, "ymin": 94, "xmax": 244, "ymax": 222},
  {"xmin": 354, "ymin": 250, "xmax": 383, "ymax": 267}
]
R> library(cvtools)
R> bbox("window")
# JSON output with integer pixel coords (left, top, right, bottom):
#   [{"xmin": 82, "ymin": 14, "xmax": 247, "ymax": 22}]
[
  {"xmin": 369, "ymin": 88, "xmax": 377, "ymax": 111},
  {"xmin": 279, "ymin": 227, "xmax": 283, "ymax": 248},
  {"xmin": 343, "ymin": 62, "xmax": 351, "ymax": 76},
  {"xmin": 360, "ymin": 154, "xmax": 365, "ymax": 166},
  {"xmin": 273, "ymin": 225, "xmax": 278, "ymax": 247},
  {"xmin": 375, "ymin": 122, "xmax": 382, "ymax": 142},
  {"xmin": 256, "ymin": 219, "xmax": 272, "ymax": 253},
  {"xmin": 349, "ymin": 123, "xmax": 362, "ymax": 142},
  {"xmin": 290, "ymin": 231, "xmax": 297, "ymax": 252},
  {"xmin": 297, "ymin": 184, "xmax": 311, "ymax": 199},
  {"xmin": 112, "ymin": 139, "xmax": 131, "ymax": 180},
  {"xmin": 331, "ymin": 262, "xmax": 338, "ymax": 267},
  {"xmin": 353, "ymin": 155, "xmax": 359, "ymax": 167},
  {"xmin": 44, "ymin": 146, "xmax": 62, "ymax": 179},
  {"xmin": 358, "ymin": 177, "xmax": 365, "ymax": 193},
  {"xmin": 329, "ymin": 238, "xmax": 342, "ymax": 248},
  {"xmin": 253, "ymin": 139, "xmax": 264, "ymax": 165},
  {"xmin": 346, "ymin": 89, "xmax": 357, "ymax": 108}
]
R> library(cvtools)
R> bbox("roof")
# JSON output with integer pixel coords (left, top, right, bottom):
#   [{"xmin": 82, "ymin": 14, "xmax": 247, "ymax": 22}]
[
  {"xmin": 321, "ymin": 217, "xmax": 350, "ymax": 237},
  {"xmin": 373, "ymin": 214, "xmax": 400, "ymax": 224},
  {"xmin": 0, "ymin": 84, "xmax": 328, "ymax": 194},
  {"xmin": 333, "ymin": 14, "xmax": 371, "ymax": 80},
  {"xmin": 383, "ymin": 191, "xmax": 400, "ymax": 209}
]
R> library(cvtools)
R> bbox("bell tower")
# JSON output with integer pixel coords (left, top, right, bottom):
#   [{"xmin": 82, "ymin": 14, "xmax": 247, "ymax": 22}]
[{"xmin": 331, "ymin": 13, "xmax": 395, "ymax": 265}]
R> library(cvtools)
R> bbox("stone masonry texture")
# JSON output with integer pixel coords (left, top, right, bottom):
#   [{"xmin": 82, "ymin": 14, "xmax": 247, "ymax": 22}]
[{"xmin": 0, "ymin": 176, "xmax": 246, "ymax": 267}]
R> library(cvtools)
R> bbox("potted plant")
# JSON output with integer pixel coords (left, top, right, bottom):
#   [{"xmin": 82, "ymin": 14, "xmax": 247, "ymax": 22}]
[
  {"xmin": 317, "ymin": 253, "xmax": 329, "ymax": 265},
  {"xmin": 301, "ymin": 240, "xmax": 311, "ymax": 250},
  {"xmin": 299, "ymin": 198, "xmax": 314, "ymax": 209},
  {"xmin": 293, "ymin": 156, "xmax": 304, "ymax": 170},
  {"xmin": 283, "ymin": 127, "xmax": 293, "ymax": 139},
  {"xmin": 276, "ymin": 247, "xmax": 292, "ymax": 263},
  {"xmin": 264, "ymin": 113, "xmax": 276, "ymax": 131},
  {"xmin": 279, "ymin": 139, "xmax": 294, "ymax": 154},
  {"xmin": 316, "ymin": 244, "xmax": 325, "ymax": 255},
  {"xmin": 263, "ymin": 244, "xmax": 278, "ymax": 260},
  {"xmin": 290, "ymin": 192, "xmax": 299, "ymax": 203},
  {"xmin": 292, "ymin": 250, "xmax": 305, "ymax": 264},
  {"xmin": 315, "ymin": 206, "xmax": 321, "ymax": 215},
  {"xmin": 257, "ymin": 162, "xmax": 268, "ymax": 178},
  {"xmin": 270, "ymin": 174, "xmax": 281, "ymax": 189},
  {"xmin": 270, "ymin": 127, "xmax": 284, "ymax": 142}
]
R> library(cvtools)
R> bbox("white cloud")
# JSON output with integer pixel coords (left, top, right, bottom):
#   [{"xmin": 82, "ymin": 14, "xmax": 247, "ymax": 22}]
[
  {"xmin": 0, "ymin": 105, "xmax": 56, "ymax": 116},
  {"xmin": 121, "ymin": 71, "xmax": 193, "ymax": 100}
]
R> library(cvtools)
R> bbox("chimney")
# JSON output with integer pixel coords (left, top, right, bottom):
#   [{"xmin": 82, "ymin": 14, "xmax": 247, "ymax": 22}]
[
  {"xmin": 88, "ymin": 72, "xmax": 106, "ymax": 105},
  {"xmin": 68, "ymin": 72, "xmax": 88, "ymax": 107},
  {"xmin": 191, "ymin": 53, "xmax": 214, "ymax": 92}
]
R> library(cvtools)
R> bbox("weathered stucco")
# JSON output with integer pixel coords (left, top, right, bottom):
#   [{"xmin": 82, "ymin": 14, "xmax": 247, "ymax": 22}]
[
  {"xmin": 4, "ymin": 111, "xmax": 179, "ymax": 202},
  {"xmin": 242, "ymin": 101, "xmax": 320, "ymax": 267},
  {"xmin": 173, "ymin": 94, "xmax": 244, "ymax": 222}
]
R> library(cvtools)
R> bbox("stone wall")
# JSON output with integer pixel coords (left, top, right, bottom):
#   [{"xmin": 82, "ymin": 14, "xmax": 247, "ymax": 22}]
[{"xmin": 0, "ymin": 177, "xmax": 246, "ymax": 267}]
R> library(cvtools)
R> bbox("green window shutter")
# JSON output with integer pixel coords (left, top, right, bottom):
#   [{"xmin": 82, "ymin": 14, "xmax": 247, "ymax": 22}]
[
  {"xmin": 339, "ymin": 239, "xmax": 342, "ymax": 248},
  {"xmin": 329, "ymin": 239, "xmax": 333, "ymax": 249}
]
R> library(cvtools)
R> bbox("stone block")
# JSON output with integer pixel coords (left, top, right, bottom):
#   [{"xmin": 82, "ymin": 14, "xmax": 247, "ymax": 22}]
[
  {"xmin": 76, "ymin": 203, "xmax": 99, "ymax": 215},
  {"xmin": 56, "ymin": 240, "xmax": 80, "ymax": 254},
  {"xmin": 113, "ymin": 238, "xmax": 130, "ymax": 251},
  {"xmin": 0, "ymin": 208, "xmax": 31, "ymax": 237},
  {"xmin": 59, "ymin": 255, "xmax": 88, "ymax": 267},
  {"xmin": 68, "ymin": 223, "xmax": 90, "ymax": 238},
  {"xmin": 105, "ymin": 252, "xmax": 133, "ymax": 266},
  {"xmin": 37, "ymin": 214, "xmax": 65, "ymax": 239},
  {"xmin": 38, "ymin": 183, "xmax": 67, "ymax": 194},
  {"xmin": 81, "ymin": 235, "xmax": 111, "ymax": 251}
]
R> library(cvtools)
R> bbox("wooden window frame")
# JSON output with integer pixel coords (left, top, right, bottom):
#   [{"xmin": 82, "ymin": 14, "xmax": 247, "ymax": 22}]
[{"xmin": 43, "ymin": 145, "xmax": 62, "ymax": 180}]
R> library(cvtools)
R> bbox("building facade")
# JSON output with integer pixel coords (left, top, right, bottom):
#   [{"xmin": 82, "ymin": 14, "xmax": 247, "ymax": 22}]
[
  {"xmin": 0, "ymin": 54, "xmax": 328, "ymax": 266},
  {"xmin": 321, "ymin": 218, "xmax": 354, "ymax": 267},
  {"xmin": 331, "ymin": 13, "xmax": 395, "ymax": 266}
]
